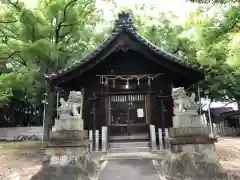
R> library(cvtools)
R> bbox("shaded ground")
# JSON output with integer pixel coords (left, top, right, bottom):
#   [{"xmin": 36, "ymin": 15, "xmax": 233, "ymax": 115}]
[{"xmin": 0, "ymin": 137, "xmax": 240, "ymax": 179}]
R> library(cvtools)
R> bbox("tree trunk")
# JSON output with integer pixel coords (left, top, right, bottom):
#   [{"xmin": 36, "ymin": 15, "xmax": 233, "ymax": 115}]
[{"xmin": 43, "ymin": 85, "xmax": 55, "ymax": 144}]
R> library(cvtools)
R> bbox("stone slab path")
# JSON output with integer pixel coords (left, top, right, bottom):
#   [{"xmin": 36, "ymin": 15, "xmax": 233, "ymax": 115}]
[{"xmin": 98, "ymin": 159, "xmax": 164, "ymax": 180}]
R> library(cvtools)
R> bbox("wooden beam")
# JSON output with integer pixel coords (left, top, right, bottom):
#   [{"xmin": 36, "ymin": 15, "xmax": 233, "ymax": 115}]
[{"xmin": 96, "ymin": 91, "xmax": 158, "ymax": 96}]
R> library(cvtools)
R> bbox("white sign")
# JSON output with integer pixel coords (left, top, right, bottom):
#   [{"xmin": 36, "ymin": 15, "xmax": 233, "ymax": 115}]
[{"xmin": 137, "ymin": 108, "xmax": 144, "ymax": 118}]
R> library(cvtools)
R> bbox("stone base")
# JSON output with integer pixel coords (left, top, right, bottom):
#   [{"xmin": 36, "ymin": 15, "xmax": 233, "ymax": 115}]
[
  {"xmin": 42, "ymin": 150, "xmax": 97, "ymax": 175},
  {"xmin": 48, "ymin": 130, "xmax": 88, "ymax": 142},
  {"xmin": 171, "ymin": 143, "xmax": 219, "ymax": 162},
  {"xmin": 170, "ymin": 136, "xmax": 217, "ymax": 145},
  {"xmin": 169, "ymin": 127, "xmax": 210, "ymax": 138},
  {"xmin": 55, "ymin": 118, "xmax": 84, "ymax": 131},
  {"xmin": 42, "ymin": 141, "xmax": 97, "ymax": 178},
  {"xmin": 45, "ymin": 147, "xmax": 88, "ymax": 157},
  {"xmin": 44, "ymin": 129, "xmax": 91, "ymax": 168},
  {"xmin": 170, "ymin": 135, "xmax": 218, "ymax": 162},
  {"xmin": 159, "ymin": 151, "xmax": 231, "ymax": 180},
  {"xmin": 44, "ymin": 140, "xmax": 89, "ymax": 164},
  {"xmin": 173, "ymin": 114, "xmax": 206, "ymax": 127}
]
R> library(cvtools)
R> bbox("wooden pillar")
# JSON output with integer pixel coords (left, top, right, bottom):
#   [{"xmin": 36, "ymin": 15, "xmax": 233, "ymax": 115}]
[
  {"xmin": 146, "ymin": 84, "xmax": 152, "ymax": 125},
  {"xmin": 146, "ymin": 93, "xmax": 151, "ymax": 125},
  {"xmin": 105, "ymin": 95, "xmax": 110, "ymax": 126},
  {"xmin": 104, "ymin": 85, "xmax": 110, "ymax": 126},
  {"xmin": 161, "ymin": 99, "xmax": 165, "ymax": 130}
]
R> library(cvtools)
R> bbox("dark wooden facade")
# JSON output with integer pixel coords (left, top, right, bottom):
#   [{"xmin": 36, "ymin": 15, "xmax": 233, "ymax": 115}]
[
  {"xmin": 46, "ymin": 12, "xmax": 204, "ymax": 138},
  {"xmin": 80, "ymin": 50, "xmax": 175, "ymax": 134}
]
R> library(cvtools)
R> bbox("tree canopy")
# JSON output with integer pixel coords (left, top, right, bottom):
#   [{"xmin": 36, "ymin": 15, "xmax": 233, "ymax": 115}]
[
  {"xmin": 107, "ymin": 1, "xmax": 240, "ymax": 101},
  {"xmin": 0, "ymin": 0, "xmax": 240, "ymax": 125},
  {"xmin": 0, "ymin": 0, "xmax": 105, "ymax": 105}
]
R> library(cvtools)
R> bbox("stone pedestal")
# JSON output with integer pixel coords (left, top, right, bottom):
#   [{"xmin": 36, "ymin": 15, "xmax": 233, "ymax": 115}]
[
  {"xmin": 169, "ymin": 127, "xmax": 218, "ymax": 161},
  {"xmin": 42, "ymin": 122, "xmax": 97, "ymax": 179},
  {"xmin": 44, "ymin": 130, "xmax": 90, "ymax": 166},
  {"xmin": 173, "ymin": 111, "xmax": 206, "ymax": 128},
  {"xmin": 39, "ymin": 91, "xmax": 96, "ymax": 180},
  {"xmin": 170, "ymin": 88, "xmax": 218, "ymax": 162},
  {"xmin": 54, "ymin": 117, "xmax": 84, "ymax": 131}
]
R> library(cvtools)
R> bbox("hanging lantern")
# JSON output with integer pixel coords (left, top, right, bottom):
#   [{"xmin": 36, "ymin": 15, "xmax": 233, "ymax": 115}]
[
  {"xmin": 148, "ymin": 77, "xmax": 151, "ymax": 87},
  {"xmin": 100, "ymin": 76, "xmax": 104, "ymax": 84},
  {"xmin": 104, "ymin": 78, "xmax": 108, "ymax": 86},
  {"xmin": 137, "ymin": 77, "xmax": 140, "ymax": 86},
  {"xmin": 125, "ymin": 80, "xmax": 129, "ymax": 89},
  {"xmin": 113, "ymin": 79, "xmax": 115, "ymax": 88}
]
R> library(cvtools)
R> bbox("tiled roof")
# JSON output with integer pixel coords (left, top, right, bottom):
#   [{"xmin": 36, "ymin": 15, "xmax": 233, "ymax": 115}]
[
  {"xmin": 46, "ymin": 12, "xmax": 204, "ymax": 81},
  {"xmin": 210, "ymin": 107, "xmax": 234, "ymax": 117}
]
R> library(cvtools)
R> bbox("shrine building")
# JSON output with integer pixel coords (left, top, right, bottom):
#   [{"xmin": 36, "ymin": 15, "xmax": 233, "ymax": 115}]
[{"xmin": 46, "ymin": 12, "xmax": 204, "ymax": 142}]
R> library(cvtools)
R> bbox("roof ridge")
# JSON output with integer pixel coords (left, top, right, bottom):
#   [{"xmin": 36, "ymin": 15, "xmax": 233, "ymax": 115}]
[{"xmin": 46, "ymin": 12, "xmax": 203, "ymax": 81}]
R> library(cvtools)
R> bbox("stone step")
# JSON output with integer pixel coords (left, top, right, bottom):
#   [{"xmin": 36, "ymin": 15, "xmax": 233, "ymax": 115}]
[
  {"xmin": 101, "ymin": 152, "xmax": 164, "ymax": 160},
  {"xmin": 108, "ymin": 147, "xmax": 150, "ymax": 153},
  {"xmin": 109, "ymin": 141, "xmax": 149, "ymax": 148},
  {"xmin": 109, "ymin": 134, "xmax": 149, "ymax": 141}
]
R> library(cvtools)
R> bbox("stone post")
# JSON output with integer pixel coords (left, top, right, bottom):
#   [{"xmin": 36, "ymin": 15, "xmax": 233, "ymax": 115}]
[
  {"xmin": 158, "ymin": 128, "xmax": 163, "ymax": 150},
  {"xmin": 95, "ymin": 130, "xmax": 99, "ymax": 151},
  {"xmin": 89, "ymin": 130, "xmax": 93, "ymax": 152},
  {"xmin": 102, "ymin": 126, "xmax": 107, "ymax": 152},
  {"xmin": 150, "ymin": 125, "xmax": 156, "ymax": 151},
  {"xmin": 42, "ymin": 91, "xmax": 96, "ymax": 179},
  {"xmin": 170, "ymin": 87, "xmax": 218, "ymax": 162}
]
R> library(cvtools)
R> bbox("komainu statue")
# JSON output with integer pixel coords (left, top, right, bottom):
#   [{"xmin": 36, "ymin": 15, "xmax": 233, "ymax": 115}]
[
  {"xmin": 171, "ymin": 87, "xmax": 198, "ymax": 113},
  {"xmin": 57, "ymin": 91, "xmax": 83, "ymax": 119},
  {"xmin": 68, "ymin": 91, "xmax": 83, "ymax": 117}
]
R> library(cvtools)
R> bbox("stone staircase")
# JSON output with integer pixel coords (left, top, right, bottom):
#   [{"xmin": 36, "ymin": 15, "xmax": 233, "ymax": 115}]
[{"xmin": 108, "ymin": 141, "xmax": 150, "ymax": 153}]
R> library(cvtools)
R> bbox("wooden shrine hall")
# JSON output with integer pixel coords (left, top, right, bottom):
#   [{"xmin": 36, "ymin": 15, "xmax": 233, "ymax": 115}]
[{"xmin": 46, "ymin": 12, "xmax": 204, "ymax": 141}]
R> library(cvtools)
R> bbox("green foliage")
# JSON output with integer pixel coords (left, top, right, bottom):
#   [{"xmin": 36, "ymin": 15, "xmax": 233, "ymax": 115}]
[
  {"xmin": 1, "ymin": 0, "xmax": 240, "ymax": 110},
  {"xmin": 119, "ymin": 2, "xmax": 240, "ymax": 101},
  {"xmin": 179, "ymin": 4, "xmax": 240, "ymax": 101},
  {"xmin": 187, "ymin": 0, "xmax": 237, "ymax": 4},
  {"xmin": 107, "ymin": 1, "xmax": 240, "ymax": 101},
  {"xmin": 0, "ymin": 0, "xmax": 104, "ymax": 106}
]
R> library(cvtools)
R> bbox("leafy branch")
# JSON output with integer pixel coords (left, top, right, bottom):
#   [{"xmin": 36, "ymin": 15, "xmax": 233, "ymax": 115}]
[
  {"xmin": 0, "ymin": 19, "xmax": 18, "ymax": 23},
  {"xmin": 55, "ymin": 0, "xmax": 77, "ymax": 44}
]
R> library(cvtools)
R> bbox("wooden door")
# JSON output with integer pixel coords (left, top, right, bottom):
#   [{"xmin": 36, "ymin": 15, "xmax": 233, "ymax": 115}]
[{"xmin": 109, "ymin": 94, "xmax": 148, "ymax": 136}]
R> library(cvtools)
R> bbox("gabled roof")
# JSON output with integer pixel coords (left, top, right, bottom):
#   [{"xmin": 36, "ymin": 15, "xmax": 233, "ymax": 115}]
[
  {"xmin": 218, "ymin": 110, "xmax": 240, "ymax": 122},
  {"xmin": 210, "ymin": 107, "xmax": 234, "ymax": 117},
  {"xmin": 46, "ymin": 12, "xmax": 204, "ymax": 83}
]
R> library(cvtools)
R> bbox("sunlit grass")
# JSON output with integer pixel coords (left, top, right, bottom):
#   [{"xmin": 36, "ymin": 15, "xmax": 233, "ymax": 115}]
[{"xmin": 0, "ymin": 140, "xmax": 43, "ymax": 151}]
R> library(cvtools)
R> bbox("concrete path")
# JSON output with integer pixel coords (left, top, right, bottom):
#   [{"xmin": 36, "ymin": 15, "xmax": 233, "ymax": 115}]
[{"xmin": 97, "ymin": 159, "xmax": 164, "ymax": 180}]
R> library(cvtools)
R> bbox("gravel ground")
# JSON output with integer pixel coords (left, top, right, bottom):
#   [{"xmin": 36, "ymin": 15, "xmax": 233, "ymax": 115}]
[
  {"xmin": 215, "ymin": 137, "xmax": 240, "ymax": 179},
  {"xmin": 0, "ymin": 141, "xmax": 44, "ymax": 180},
  {"xmin": 0, "ymin": 137, "xmax": 240, "ymax": 180}
]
